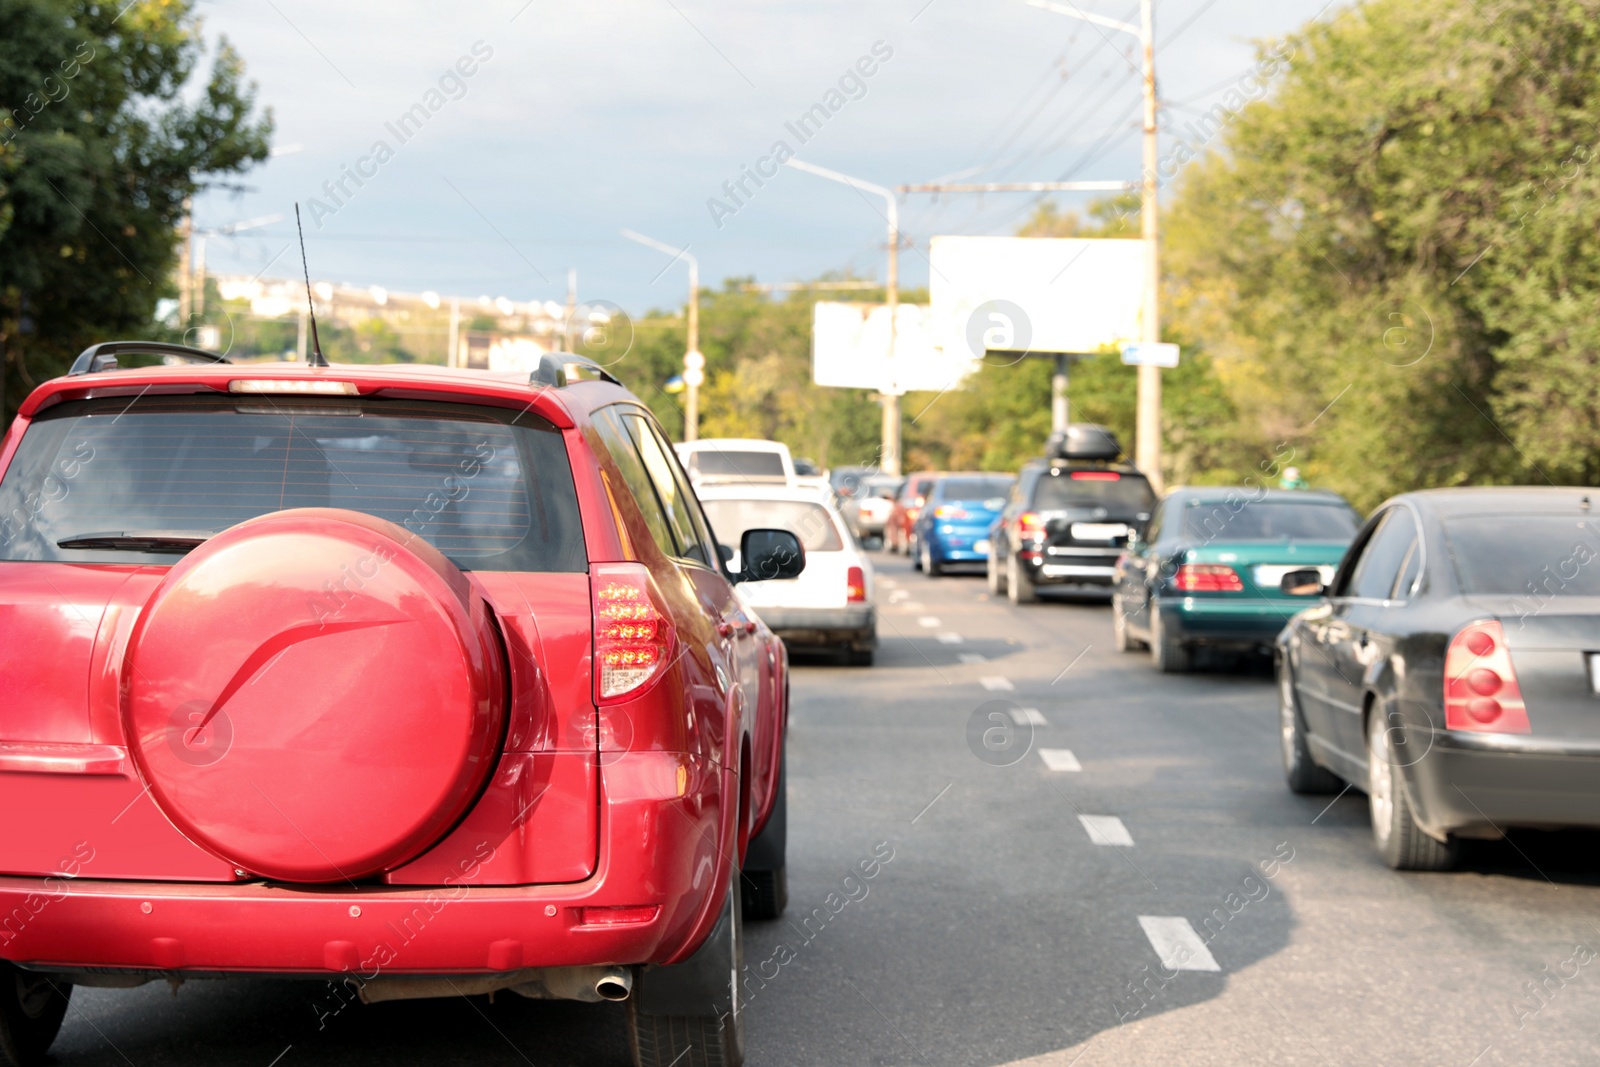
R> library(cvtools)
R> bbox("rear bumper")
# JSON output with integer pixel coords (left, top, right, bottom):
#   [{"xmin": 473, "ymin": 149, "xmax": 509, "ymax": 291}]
[
  {"xmin": 0, "ymin": 754, "xmax": 727, "ymax": 977},
  {"xmin": 758, "ymin": 605, "xmax": 876, "ymax": 649},
  {"xmin": 1160, "ymin": 598, "xmax": 1299, "ymax": 647},
  {"xmin": 928, "ymin": 528, "xmax": 994, "ymax": 563},
  {"xmin": 1026, "ymin": 554, "xmax": 1117, "ymax": 586},
  {"xmin": 1407, "ymin": 732, "xmax": 1600, "ymax": 837}
]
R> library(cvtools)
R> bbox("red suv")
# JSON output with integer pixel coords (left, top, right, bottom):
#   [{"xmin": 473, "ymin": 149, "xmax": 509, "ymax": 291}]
[{"xmin": 0, "ymin": 342, "xmax": 801, "ymax": 1067}]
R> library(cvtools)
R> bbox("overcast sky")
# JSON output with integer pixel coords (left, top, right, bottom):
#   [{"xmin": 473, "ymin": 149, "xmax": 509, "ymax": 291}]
[{"xmin": 192, "ymin": 0, "xmax": 1337, "ymax": 314}]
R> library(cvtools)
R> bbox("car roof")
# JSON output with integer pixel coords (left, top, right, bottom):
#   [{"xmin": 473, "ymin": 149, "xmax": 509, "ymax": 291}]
[
  {"xmin": 1392, "ymin": 486, "xmax": 1599, "ymax": 517},
  {"xmin": 1166, "ymin": 487, "xmax": 1352, "ymax": 506},
  {"xmin": 17, "ymin": 359, "xmax": 635, "ymax": 430},
  {"xmin": 695, "ymin": 482, "xmax": 837, "ymax": 505},
  {"xmin": 678, "ymin": 438, "xmax": 790, "ymax": 452}
]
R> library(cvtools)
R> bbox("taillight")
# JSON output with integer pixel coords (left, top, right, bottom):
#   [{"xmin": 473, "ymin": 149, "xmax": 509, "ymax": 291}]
[
  {"xmin": 934, "ymin": 505, "xmax": 969, "ymax": 519},
  {"xmin": 1173, "ymin": 564, "xmax": 1243, "ymax": 592},
  {"xmin": 1444, "ymin": 620, "xmax": 1530, "ymax": 733},
  {"xmin": 847, "ymin": 566, "xmax": 867, "ymax": 603},
  {"xmin": 1019, "ymin": 512, "xmax": 1045, "ymax": 539},
  {"xmin": 592, "ymin": 563, "xmax": 674, "ymax": 702},
  {"xmin": 1070, "ymin": 471, "xmax": 1121, "ymax": 481}
]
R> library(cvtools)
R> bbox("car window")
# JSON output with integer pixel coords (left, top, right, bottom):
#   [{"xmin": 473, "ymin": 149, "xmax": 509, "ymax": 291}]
[
  {"xmin": 591, "ymin": 407, "xmax": 678, "ymax": 558},
  {"xmin": 690, "ymin": 450, "xmax": 786, "ymax": 479},
  {"xmin": 1145, "ymin": 502, "xmax": 1165, "ymax": 543},
  {"xmin": 621, "ymin": 411, "xmax": 712, "ymax": 566},
  {"xmin": 0, "ymin": 396, "xmax": 587, "ymax": 572},
  {"xmin": 1030, "ymin": 470, "xmax": 1155, "ymax": 513},
  {"xmin": 1180, "ymin": 501, "xmax": 1360, "ymax": 542},
  {"xmin": 1347, "ymin": 507, "xmax": 1417, "ymax": 600},
  {"xmin": 1443, "ymin": 515, "xmax": 1600, "ymax": 596},
  {"xmin": 702, "ymin": 498, "xmax": 844, "ymax": 552},
  {"xmin": 1392, "ymin": 536, "xmax": 1422, "ymax": 599},
  {"xmin": 938, "ymin": 476, "xmax": 1014, "ymax": 501}
]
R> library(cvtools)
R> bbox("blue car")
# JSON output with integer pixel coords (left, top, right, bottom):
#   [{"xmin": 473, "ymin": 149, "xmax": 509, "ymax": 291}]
[{"xmin": 912, "ymin": 472, "xmax": 1016, "ymax": 576}]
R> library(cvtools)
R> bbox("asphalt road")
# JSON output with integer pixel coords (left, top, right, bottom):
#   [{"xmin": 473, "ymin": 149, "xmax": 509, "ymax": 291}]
[{"xmin": 52, "ymin": 549, "xmax": 1600, "ymax": 1066}]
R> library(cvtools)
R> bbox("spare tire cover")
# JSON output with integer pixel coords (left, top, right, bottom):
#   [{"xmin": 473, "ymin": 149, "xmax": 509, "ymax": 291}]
[{"xmin": 124, "ymin": 508, "xmax": 506, "ymax": 883}]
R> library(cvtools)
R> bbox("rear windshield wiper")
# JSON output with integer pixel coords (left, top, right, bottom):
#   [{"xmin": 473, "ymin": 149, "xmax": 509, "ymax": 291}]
[{"xmin": 56, "ymin": 531, "xmax": 213, "ymax": 553}]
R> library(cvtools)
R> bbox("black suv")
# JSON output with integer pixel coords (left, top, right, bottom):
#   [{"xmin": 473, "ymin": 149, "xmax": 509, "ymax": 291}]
[{"xmin": 987, "ymin": 425, "xmax": 1156, "ymax": 604}]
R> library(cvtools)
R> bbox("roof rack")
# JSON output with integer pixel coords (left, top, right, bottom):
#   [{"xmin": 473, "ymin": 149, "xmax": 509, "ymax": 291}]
[
  {"xmin": 529, "ymin": 351, "xmax": 622, "ymax": 389},
  {"xmin": 69, "ymin": 341, "xmax": 233, "ymax": 377}
]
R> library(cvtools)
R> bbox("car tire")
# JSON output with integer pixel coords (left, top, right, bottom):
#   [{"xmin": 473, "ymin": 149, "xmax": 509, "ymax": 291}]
[
  {"xmin": 1110, "ymin": 595, "xmax": 1144, "ymax": 652},
  {"xmin": 742, "ymin": 754, "xmax": 788, "ymax": 920},
  {"xmin": 987, "ymin": 551, "xmax": 1007, "ymax": 596},
  {"xmin": 847, "ymin": 648, "xmax": 875, "ymax": 667},
  {"xmin": 0, "ymin": 964, "xmax": 71, "ymax": 1067},
  {"xmin": 1279, "ymin": 661, "xmax": 1341, "ymax": 794},
  {"xmin": 1150, "ymin": 609, "xmax": 1192, "ymax": 673},
  {"xmin": 630, "ymin": 865, "xmax": 746, "ymax": 1067},
  {"xmin": 1007, "ymin": 555, "xmax": 1037, "ymax": 605},
  {"xmin": 1367, "ymin": 712, "xmax": 1459, "ymax": 872},
  {"xmin": 921, "ymin": 541, "xmax": 941, "ymax": 577}
]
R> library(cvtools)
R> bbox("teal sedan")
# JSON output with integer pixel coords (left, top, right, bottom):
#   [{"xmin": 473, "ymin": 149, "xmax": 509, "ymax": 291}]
[{"xmin": 1112, "ymin": 488, "xmax": 1361, "ymax": 672}]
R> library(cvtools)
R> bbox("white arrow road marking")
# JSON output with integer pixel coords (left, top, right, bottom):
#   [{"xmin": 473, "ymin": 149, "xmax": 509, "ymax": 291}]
[
  {"xmin": 1137, "ymin": 916, "xmax": 1221, "ymax": 972},
  {"xmin": 1010, "ymin": 707, "xmax": 1048, "ymax": 727},
  {"xmin": 1077, "ymin": 814, "xmax": 1134, "ymax": 846},
  {"xmin": 1038, "ymin": 748, "xmax": 1081, "ymax": 772},
  {"xmin": 918, "ymin": 616, "xmax": 941, "ymax": 628},
  {"xmin": 936, "ymin": 632, "xmax": 963, "ymax": 644},
  {"xmin": 980, "ymin": 676, "xmax": 1014, "ymax": 691}
]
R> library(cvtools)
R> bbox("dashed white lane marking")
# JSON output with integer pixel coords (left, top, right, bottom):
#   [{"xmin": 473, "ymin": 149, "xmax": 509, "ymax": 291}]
[
  {"xmin": 1137, "ymin": 916, "xmax": 1221, "ymax": 972},
  {"xmin": 899, "ymin": 601, "xmax": 926, "ymax": 611},
  {"xmin": 936, "ymin": 633, "xmax": 963, "ymax": 645},
  {"xmin": 880, "ymin": 578, "xmax": 898, "ymax": 587},
  {"xmin": 918, "ymin": 616, "xmax": 941, "ymax": 628},
  {"xmin": 958, "ymin": 653, "xmax": 986, "ymax": 664},
  {"xmin": 1078, "ymin": 815, "xmax": 1134, "ymax": 847},
  {"xmin": 1010, "ymin": 707, "xmax": 1047, "ymax": 727},
  {"xmin": 980, "ymin": 676, "xmax": 1014, "ymax": 692},
  {"xmin": 1038, "ymin": 748, "xmax": 1081, "ymax": 772}
]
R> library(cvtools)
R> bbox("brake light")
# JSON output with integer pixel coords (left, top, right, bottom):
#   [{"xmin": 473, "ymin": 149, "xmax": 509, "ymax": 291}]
[
  {"xmin": 934, "ymin": 505, "xmax": 969, "ymax": 519},
  {"xmin": 1071, "ymin": 471, "xmax": 1121, "ymax": 481},
  {"xmin": 1444, "ymin": 620, "xmax": 1530, "ymax": 733},
  {"xmin": 1019, "ymin": 512, "xmax": 1045, "ymax": 539},
  {"xmin": 847, "ymin": 566, "xmax": 867, "ymax": 603},
  {"xmin": 577, "ymin": 904, "xmax": 661, "ymax": 927},
  {"xmin": 592, "ymin": 563, "xmax": 674, "ymax": 701},
  {"xmin": 1174, "ymin": 564, "xmax": 1243, "ymax": 592},
  {"xmin": 906, "ymin": 507, "xmax": 922, "ymax": 521}
]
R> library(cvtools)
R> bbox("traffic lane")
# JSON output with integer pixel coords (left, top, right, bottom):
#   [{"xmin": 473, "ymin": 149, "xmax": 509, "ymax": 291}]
[
  {"xmin": 917, "ymin": 557, "xmax": 1600, "ymax": 1066},
  {"xmin": 747, "ymin": 554, "xmax": 1294, "ymax": 1065}
]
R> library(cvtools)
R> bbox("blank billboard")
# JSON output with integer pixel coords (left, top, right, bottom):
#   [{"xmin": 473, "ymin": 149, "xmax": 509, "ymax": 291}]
[{"xmin": 811, "ymin": 302, "xmax": 978, "ymax": 394}]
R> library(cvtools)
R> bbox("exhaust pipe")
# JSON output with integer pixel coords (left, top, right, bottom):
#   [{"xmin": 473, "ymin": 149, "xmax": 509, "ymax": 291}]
[{"xmin": 594, "ymin": 968, "xmax": 633, "ymax": 1002}]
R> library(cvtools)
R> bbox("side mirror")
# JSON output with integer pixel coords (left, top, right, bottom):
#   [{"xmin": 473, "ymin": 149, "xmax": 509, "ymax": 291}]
[
  {"xmin": 736, "ymin": 529, "xmax": 805, "ymax": 583},
  {"xmin": 1280, "ymin": 569, "xmax": 1326, "ymax": 597}
]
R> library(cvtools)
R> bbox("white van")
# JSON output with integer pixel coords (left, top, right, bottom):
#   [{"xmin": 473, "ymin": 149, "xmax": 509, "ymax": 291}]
[{"xmin": 675, "ymin": 438, "xmax": 795, "ymax": 487}]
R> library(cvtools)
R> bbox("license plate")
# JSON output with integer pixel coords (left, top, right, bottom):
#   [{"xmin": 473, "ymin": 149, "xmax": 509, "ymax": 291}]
[
  {"xmin": 1071, "ymin": 523, "xmax": 1128, "ymax": 541},
  {"xmin": 1255, "ymin": 564, "xmax": 1338, "ymax": 588},
  {"xmin": 974, "ymin": 538, "xmax": 991, "ymax": 554}
]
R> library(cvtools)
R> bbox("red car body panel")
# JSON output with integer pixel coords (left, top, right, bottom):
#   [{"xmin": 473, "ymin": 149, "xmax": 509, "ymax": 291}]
[{"xmin": 0, "ymin": 361, "xmax": 785, "ymax": 975}]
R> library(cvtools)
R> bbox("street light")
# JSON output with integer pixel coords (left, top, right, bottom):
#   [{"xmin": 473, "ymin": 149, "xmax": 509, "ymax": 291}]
[
  {"xmin": 620, "ymin": 228, "xmax": 701, "ymax": 442},
  {"xmin": 1023, "ymin": 0, "xmax": 1164, "ymax": 491},
  {"xmin": 783, "ymin": 159, "xmax": 903, "ymax": 478}
]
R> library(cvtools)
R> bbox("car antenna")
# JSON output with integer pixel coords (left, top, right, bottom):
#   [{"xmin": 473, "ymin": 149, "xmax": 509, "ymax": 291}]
[{"xmin": 294, "ymin": 203, "xmax": 329, "ymax": 368}]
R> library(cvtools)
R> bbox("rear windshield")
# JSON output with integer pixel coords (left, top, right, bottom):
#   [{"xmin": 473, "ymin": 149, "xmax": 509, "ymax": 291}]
[
  {"xmin": 1031, "ymin": 470, "xmax": 1154, "ymax": 513},
  {"xmin": 0, "ymin": 396, "xmax": 587, "ymax": 572},
  {"xmin": 938, "ymin": 476, "xmax": 1014, "ymax": 502},
  {"xmin": 1181, "ymin": 501, "xmax": 1359, "ymax": 542},
  {"xmin": 701, "ymin": 498, "xmax": 843, "ymax": 552},
  {"xmin": 1444, "ymin": 516, "xmax": 1600, "ymax": 596},
  {"xmin": 690, "ymin": 450, "xmax": 787, "ymax": 478}
]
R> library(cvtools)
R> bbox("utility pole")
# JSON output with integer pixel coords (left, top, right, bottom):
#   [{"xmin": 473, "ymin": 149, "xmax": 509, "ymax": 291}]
[
  {"xmin": 563, "ymin": 269, "xmax": 578, "ymax": 352},
  {"xmin": 177, "ymin": 198, "xmax": 193, "ymax": 327},
  {"xmin": 1023, "ymin": 0, "xmax": 1164, "ymax": 491},
  {"xmin": 785, "ymin": 159, "xmax": 903, "ymax": 477},
  {"xmin": 621, "ymin": 229, "xmax": 701, "ymax": 441},
  {"xmin": 447, "ymin": 296, "xmax": 461, "ymax": 368}
]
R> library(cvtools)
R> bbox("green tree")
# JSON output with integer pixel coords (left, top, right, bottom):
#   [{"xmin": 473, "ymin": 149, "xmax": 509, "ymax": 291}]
[{"xmin": 0, "ymin": 0, "xmax": 273, "ymax": 422}]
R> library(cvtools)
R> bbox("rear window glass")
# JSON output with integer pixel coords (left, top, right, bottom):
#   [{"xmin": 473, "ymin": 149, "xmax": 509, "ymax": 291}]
[
  {"xmin": 701, "ymin": 498, "xmax": 843, "ymax": 552},
  {"xmin": 1031, "ymin": 471, "xmax": 1154, "ymax": 513},
  {"xmin": 1182, "ymin": 501, "xmax": 1360, "ymax": 542},
  {"xmin": 690, "ymin": 450, "xmax": 787, "ymax": 479},
  {"xmin": 938, "ymin": 476, "xmax": 1014, "ymax": 501},
  {"xmin": 1444, "ymin": 516, "xmax": 1600, "ymax": 596},
  {"xmin": 0, "ymin": 396, "xmax": 586, "ymax": 572}
]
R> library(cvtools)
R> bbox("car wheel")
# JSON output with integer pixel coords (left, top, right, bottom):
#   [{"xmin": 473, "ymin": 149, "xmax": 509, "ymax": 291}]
[
  {"xmin": 986, "ymin": 551, "xmax": 1006, "ymax": 595},
  {"xmin": 1150, "ymin": 609, "xmax": 1192, "ymax": 673},
  {"xmin": 921, "ymin": 541, "xmax": 941, "ymax": 577},
  {"xmin": 1111, "ymin": 595, "xmax": 1143, "ymax": 652},
  {"xmin": 909, "ymin": 535, "xmax": 922, "ymax": 571},
  {"xmin": 1007, "ymin": 554, "xmax": 1037, "ymax": 604},
  {"xmin": 742, "ymin": 754, "xmax": 788, "ymax": 920},
  {"xmin": 630, "ymin": 864, "xmax": 746, "ymax": 1067},
  {"xmin": 1279, "ymin": 660, "xmax": 1341, "ymax": 794},
  {"xmin": 0, "ymin": 964, "xmax": 71, "ymax": 1067},
  {"xmin": 847, "ymin": 648, "xmax": 875, "ymax": 667},
  {"xmin": 1367, "ymin": 711, "xmax": 1458, "ymax": 871}
]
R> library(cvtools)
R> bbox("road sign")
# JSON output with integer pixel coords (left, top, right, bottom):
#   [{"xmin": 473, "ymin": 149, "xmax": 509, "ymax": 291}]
[{"xmin": 1119, "ymin": 342, "xmax": 1179, "ymax": 368}]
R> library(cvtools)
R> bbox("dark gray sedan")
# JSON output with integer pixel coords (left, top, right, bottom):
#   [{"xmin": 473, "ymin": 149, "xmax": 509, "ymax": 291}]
[{"xmin": 1276, "ymin": 487, "xmax": 1600, "ymax": 870}]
